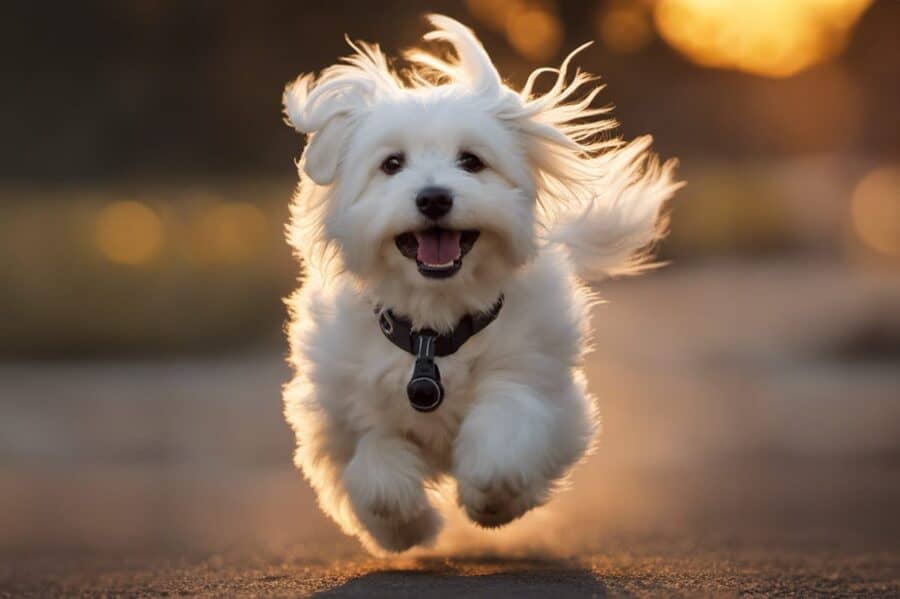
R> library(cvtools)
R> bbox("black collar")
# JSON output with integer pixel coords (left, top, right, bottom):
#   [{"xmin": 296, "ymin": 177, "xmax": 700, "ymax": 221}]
[
  {"xmin": 375, "ymin": 296, "xmax": 504, "ymax": 413},
  {"xmin": 376, "ymin": 295, "xmax": 504, "ymax": 358}
]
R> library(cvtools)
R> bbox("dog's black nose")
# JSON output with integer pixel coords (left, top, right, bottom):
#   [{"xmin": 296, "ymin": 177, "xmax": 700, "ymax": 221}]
[{"xmin": 416, "ymin": 187, "xmax": 453, "ymax": 220}]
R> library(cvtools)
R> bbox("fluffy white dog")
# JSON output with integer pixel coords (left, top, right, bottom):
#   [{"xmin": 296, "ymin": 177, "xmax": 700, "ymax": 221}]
[{"xmin": 282, "ymin": 15, "xmax": 679, "ymax": 553}]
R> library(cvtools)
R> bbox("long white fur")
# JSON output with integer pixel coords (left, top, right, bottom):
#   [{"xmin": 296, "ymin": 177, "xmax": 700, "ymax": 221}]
[{"xmin": 282, "ymin": 15, "xmax": 680, "ymax": 554}]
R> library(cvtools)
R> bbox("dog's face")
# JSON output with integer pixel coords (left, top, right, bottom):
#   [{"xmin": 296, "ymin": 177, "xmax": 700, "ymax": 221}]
[
  {"xmin": 327, "ymin": 94, "xmax": 537, "ymax": 290},
  {"xmin": 283, "ymin": 16, "xmax": 628, "ymax": 319}
]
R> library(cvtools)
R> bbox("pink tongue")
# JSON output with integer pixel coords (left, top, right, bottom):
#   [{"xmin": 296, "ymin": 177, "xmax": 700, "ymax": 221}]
[{"xmin": 415, "ymin": 230, "xmax": 461, "ymax": 266}]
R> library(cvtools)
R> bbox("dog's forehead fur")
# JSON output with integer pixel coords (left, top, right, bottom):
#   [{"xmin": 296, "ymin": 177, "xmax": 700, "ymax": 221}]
[
  {"xmin": 357, "ymin": 95, "xmax": 515, "ymax": 150},
  {"xmin": 345, "ymin": 96, "xmax": 531, "ymax": 183}
]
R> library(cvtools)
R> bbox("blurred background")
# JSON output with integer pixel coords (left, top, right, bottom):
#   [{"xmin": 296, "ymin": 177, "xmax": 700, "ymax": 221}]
[{"xmin": 2, "ymin": 0, "xmax": 899, "ymax": 587}]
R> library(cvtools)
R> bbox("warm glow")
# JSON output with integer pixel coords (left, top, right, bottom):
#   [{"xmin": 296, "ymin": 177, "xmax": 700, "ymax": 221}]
[
  {"xmin": 506, "ymin": 8, "xmax": 563, "ymax": 62},
  {"xmin": 189, "ymin": 202, "xmax": 268, "ymax": 264},
  {"xmin": 653, "ymin": 0, "xmax": 872, "ymax": 78},
  {"xmin": 466, "ymin": 0, "xmax": 563, "ymax": 62},
  {"xmin": 599, "ymin": 5, "xmax": 653, "ymax": 54},
  {"xmin": 94, "ymin": 200, "xmax": 163, "ymax": 265},
  {"xmin": 851, "ymin": 167, "xmax": 900, "ymax": 257},
  {"xmin": 465, "ymin": 0, "xmax": 521, "ymax": 31}
]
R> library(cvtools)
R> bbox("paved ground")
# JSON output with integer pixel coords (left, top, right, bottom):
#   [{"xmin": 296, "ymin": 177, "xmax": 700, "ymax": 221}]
[
  {"xmin": 2, "ymin": 262, "xmax": 899, "ymax": 596},
  {"xmin": 5, "ymin": 549, "xmax": 900, "ymax": 597}
]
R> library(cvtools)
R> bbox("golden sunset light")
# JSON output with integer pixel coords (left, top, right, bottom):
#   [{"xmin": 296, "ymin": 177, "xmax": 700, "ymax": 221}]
[
  {"xmin": 653, "ymin": 0, "xmax": 873, "ymax": 77},
  {"xmin": 506, "ymin": 7, "xmax": 564, "ymax": 62},
  {"xmin": 94, "ymin": 200, "xmax": 164, "ymax": 265},
  {"xmin": 188, "ymin": 201, "xmax": 268, "ymax": 265},
  {"xmin": 465, "ymin": 0, "xmax": 563, "ymax": 62},
  {"xmin": 598, "ymin": 3, "xmax": 654, "ymax": 54},
  {"xmin": 851, "ymin": 166, "xmax": 900, "ymax": 257}
]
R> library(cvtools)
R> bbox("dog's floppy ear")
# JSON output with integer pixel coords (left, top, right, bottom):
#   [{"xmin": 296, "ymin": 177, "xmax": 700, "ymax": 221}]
[{"xmin": 283, "ymin": 72, "xmax": 372, "ymax": 185}]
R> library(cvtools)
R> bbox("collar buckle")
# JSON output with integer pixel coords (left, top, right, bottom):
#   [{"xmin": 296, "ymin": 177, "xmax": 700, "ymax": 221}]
[
  {"xmin": 375, "ymin": 295, "xmax": 504, "ymax": 413},
  {"xmin": 378, "ymin": 310, "xmax": 394, "ymax": 335}
]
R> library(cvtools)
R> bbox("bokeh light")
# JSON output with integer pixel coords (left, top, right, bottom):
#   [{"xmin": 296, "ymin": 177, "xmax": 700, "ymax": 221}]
[
  {"xmin": 598, "ymin": 3, "xmax": 654, "ymax": 54},
  {"xmin": 653, "ymin": 0, "xmax": 872, "ymax": 78},
  {"xmin": 465, "ymin": 0, "xmax": 520, "ymax": 31},
  {"xmin": 94, "ymin": 200, "xmax": 164, "ymax": 265},
  {"xmin": 466, "ymin": 0, "xmax": 563, "ymax": 62},
  {"xmin": 506, "ymin": 8, "xmax": 563, "ymax": 62},
  {"xmin": 188, "ymin": 202, "xmax": 268, "ymax": 265},
  {"xmin": 850, "ymin": 166, "xmax": 900, "ymax": 258}
]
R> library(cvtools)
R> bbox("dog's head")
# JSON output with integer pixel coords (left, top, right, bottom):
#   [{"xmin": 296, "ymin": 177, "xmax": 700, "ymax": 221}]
[{"xmin": 284, "ymin": 15, "xmax": 618, "ymax": 325}]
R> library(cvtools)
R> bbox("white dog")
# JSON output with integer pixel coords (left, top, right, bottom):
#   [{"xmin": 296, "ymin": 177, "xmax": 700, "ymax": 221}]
[{"xmin": 282, "ymin": 15, "xmax": 679, "ymax": 554}]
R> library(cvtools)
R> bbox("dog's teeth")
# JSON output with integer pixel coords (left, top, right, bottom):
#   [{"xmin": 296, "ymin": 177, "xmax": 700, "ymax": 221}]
[{"xmin": 426, "ymin": 261, "xmax": 455, "ymax": 269}]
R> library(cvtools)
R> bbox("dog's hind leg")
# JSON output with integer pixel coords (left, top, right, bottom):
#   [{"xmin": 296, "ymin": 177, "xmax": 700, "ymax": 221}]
[{"xmin": 284, "ymin": 376, "xmax": 365, "ymax": 540}]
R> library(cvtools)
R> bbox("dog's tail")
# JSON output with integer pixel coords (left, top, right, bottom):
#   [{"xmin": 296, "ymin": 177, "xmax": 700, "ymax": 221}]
[{"xmin": 543, "ymin": 136, "xmax": 682, "ymax": 281}]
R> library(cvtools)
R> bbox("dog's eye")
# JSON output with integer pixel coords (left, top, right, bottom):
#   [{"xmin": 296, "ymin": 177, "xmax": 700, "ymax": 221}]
[
  {"xmin": 457, "ymin": 151, "xmax": 485, "ymax": 173},
  {"xmin": 380, "ymin": 153, "xmax": 405, "ymax": 176}
]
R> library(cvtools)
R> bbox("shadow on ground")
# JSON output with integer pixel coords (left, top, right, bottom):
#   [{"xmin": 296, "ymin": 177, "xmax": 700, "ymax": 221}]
[{"xmin": 313, "ymin": 558, "xmax": 605, "ymax": 598}]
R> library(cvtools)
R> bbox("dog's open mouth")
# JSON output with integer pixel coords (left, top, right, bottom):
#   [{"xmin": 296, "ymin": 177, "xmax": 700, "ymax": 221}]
[{"xmin": 395, "ymin": 228, "xmax": 480, "ymax": 278}]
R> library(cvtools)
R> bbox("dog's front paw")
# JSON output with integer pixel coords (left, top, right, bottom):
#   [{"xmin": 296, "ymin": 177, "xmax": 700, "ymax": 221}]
[
  {"xmin": 344, "ymin": 459, "xmax": 428, "ymax": 525},
  {"xmin": 456, "ymin": 472, "xmax": 551, "ymax": 528},
  {"xmin": 359, "ymin": 504, "xmax": 443, "ymax": 553},
  {"xmin": 346, "ymin": 465, "xmax": 443, "ymax": 552}
]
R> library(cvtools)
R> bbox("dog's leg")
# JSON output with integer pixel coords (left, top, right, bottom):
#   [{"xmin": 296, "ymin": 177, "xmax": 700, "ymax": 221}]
[
  {"xmin": 285, "ymin": 377, "xmax": 362, "ymax": 537},
  {"xmin": 453, "ymin": 378, "xmax": 593, "ymax": 528},
  {"xmin": 343, "ymin": 431, "xmax": 442, "ymax": 552}
]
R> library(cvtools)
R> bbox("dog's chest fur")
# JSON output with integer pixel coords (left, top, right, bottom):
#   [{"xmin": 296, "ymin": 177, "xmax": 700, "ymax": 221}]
[{"xmin": 287, "ymin": 249, "xmax": 587, "ymax": 473}]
